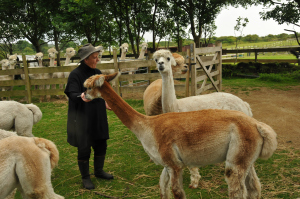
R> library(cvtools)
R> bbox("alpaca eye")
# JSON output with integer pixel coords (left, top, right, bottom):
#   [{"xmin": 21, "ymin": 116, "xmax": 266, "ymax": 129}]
[
  {"xmin": 155, "ymin": 59, "xmax": 158, "ymax": 62},
  {"xmin": 167, "ymin": 57, "xmax": 170, "ymax": 61}
]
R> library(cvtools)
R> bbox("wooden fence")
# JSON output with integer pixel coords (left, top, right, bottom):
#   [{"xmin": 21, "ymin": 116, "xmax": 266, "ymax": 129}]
[
  {"xmin": 222, "ymin": 46, "xmax": 300, "ymax": 64},
  {"xmin": 0, "ymin": 44, "xmax": 223, "ymax": 102},
  {"xmin": 2, "ymin": 44, "xmax": 298, "ymax": 102}
]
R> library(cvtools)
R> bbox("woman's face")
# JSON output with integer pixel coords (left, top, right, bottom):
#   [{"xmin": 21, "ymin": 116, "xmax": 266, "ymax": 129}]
[{"xmin": 84, "ymin": 52, "xmax": 100, "ymax": 69}]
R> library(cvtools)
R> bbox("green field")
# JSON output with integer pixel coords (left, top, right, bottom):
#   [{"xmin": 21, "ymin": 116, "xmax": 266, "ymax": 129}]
[{"xmin": 9, "ymin": 77, "xmax": 299, "ymax": 199}]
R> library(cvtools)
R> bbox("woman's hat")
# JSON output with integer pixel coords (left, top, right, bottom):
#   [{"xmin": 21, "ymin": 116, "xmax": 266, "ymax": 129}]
[{"xmin": 78, "ymin": 44, "xmax": 103, "ymax": 61}]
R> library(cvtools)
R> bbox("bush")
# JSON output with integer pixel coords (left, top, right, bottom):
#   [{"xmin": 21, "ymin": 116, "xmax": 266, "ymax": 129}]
[{"xmin": 223, "ymin": 62, "xmax": 300, "ymax": 78}]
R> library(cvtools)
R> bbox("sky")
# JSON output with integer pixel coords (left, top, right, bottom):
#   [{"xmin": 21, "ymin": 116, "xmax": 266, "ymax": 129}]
[{"xmin": 144, "ymin": 3, "xmax": 298, "ymax": 41}]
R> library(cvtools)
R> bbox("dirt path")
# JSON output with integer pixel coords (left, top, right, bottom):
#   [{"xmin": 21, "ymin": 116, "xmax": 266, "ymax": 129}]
[{"xmin": 224, "ymin": 86, "xmax": 300, "ymax": 149}]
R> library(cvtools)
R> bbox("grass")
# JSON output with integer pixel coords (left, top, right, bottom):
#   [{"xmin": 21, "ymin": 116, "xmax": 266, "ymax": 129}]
[{"xmin": 11, "ymin": 82, "xmax": 300, "ymax": 198}]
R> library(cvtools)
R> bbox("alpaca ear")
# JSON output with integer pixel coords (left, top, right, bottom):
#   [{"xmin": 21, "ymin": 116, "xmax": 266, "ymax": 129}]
[
  {"xmin": 171, "ymin": 57, "xmax": 176, "ymax": 66},
  {"xmin": 106, "ymin": 72, "xmax": 120, "ymax": 82},
  {"xmin": 95, "ymin": 76, "xmax": 105, "ymax": 87}
]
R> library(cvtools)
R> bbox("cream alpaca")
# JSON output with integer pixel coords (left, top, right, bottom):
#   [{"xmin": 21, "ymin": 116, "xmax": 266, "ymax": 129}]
[
  {"xmin": 137, "ymin": 42, "xmax": 148, "ymax": 59},
  {"xmin": 0, "ymin": 101, "xmax": 42, "ymax": 137},
  {"xmin": 143, "ymin": 53, "xmax": 188, "ymax": 116},
  {"xmin": 0, "ymin": 58, "xmax": 15, "ymax": 100},
  {"xmin": 63, "ymin": 47, "xmax": 77, "ymax": 78},
  {"xmin": 83, "ymin": 72, "xmax": 277, "ymax": 199},
  {"xmin": 0, "ymin": 129, "xmax": 63, "ymax": 199}
]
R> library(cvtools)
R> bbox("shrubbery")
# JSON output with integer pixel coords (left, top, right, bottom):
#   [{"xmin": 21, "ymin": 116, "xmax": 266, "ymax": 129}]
[{"xmin": 223, "ymin": 62, "xmax": 300, "ymax": 81}]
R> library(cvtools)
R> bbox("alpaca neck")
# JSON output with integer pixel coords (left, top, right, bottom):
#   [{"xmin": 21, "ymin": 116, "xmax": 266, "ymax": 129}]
[
  {"xmin": 161, "ymin": 71, "xmax": 178, "ymax": 113},
  {"xmin": 65, "ymin": 56, "xmax": 71, "ymax": 65},
  {"xmin": 38, "ymin": 60, "xmax": 43, "ymax": 67},
  {"xmin": 120, "ymin": 52, "xmax": 126, "ymax": 60},
  {"xmin": 49, "ymin": 58, "xmax": 55, "ymax": 67},
  {"xmin": 138, "ymin": 49, "xmax": 146, "ymax": 59},
  {"xmin": 98, "ymin": 81, "xmax": 147, "ymax": 137}
]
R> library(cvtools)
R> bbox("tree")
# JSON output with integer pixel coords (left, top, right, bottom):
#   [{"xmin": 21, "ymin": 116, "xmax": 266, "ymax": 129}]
[
  {"xmin": 234, "ymin": 16, "xmax": 249, "ymax": 63},
  {"xmin": 0, "ymin": 0, "xmax": 49, "ymax": 53},
  {"xmin": 168, "ymin": 3, "xmax": 189, "ymax": 51},
  {"xmin": 202, "ymin": 22, "xmax": 217, "ymax": 46},
  {"xmin": 171, "ymin": 0, "xmax": 259, "ymax": 47},
  {"xmin": 260, "ymin": 1, "xmax": 300, "ymax": 44}
]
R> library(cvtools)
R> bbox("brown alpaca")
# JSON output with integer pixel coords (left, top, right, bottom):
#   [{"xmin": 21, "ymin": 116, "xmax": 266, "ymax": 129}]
[{"xmin": 84, "ymin": 73, "xmax": 277, "ymax": 199}]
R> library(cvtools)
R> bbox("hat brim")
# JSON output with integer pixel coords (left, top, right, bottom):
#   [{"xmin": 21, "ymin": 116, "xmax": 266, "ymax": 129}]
[{"xmin": 80, "ymin": 46, "xmax": 102, "ymax": 62}]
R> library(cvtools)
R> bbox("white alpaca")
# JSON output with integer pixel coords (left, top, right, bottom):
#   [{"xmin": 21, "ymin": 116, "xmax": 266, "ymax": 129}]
[
  {"xmin": 83, "ymin": 72, "xmax": 277, "ymax": 199},
  {"xmin": 48, "ymin": 47, "xmax": 65, "ymax": 99},
  {"xmin": 0, "ymin": 101, "xmax": 42, "ymax": 137},
  {"xmin": 143, "ymin": 53, "xmax": 188, "ymax": 116},
  {"xmin": 63, "ymin": 47, "xmax": 77, "ymax": 79},
  {"xmin": 137, "ymin": 42, "xmax": 148, "ymax": 60},
  {"xmin": 0, "ymin": 58, "xmax": 15, "ymax": 100},
  {"xmin": 21, "ymin": 52, "xmax": 51, "ymax": 102},
  {"xmin": 0, "ymin": 130, "xmax": 64, "ymax": 199},
  {"xmin": 7, "ymin": 53, "xmax": 18, "ymax": 69}
]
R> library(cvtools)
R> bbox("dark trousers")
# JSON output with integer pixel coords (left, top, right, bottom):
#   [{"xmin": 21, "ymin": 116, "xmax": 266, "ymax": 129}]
[{"xmin": 77, "ymin": 139, "xmax": 107, "ymax": 160}]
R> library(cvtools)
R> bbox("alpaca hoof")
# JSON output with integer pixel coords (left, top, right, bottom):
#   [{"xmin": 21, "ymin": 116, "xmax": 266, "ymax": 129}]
[{"xmin": 188, "ymin": 184, "xmax": 198, "ymax": 189}]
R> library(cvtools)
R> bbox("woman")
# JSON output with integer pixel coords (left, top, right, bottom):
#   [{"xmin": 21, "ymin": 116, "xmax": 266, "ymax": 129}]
[{"xmin": 64, "ymin": 44, "xmax": 113, "ymax": 190}]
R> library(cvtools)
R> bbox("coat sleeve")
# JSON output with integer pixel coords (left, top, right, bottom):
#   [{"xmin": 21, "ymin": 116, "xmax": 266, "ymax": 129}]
[{"xmin": 64, "ymin": 72, "xmax": 83, "ymax": 103}]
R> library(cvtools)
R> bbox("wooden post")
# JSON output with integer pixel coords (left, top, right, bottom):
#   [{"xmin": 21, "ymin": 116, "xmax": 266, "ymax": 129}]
[
  {"xmin": 185, "ymin": 48, "xmax": 191, "ymax": 97},
  {"xmin": 22, "ymin": 55, "xmax": 32, "ymax": 103},
  {"xmin": 255, "ymin": 50, "xmax": 258, "ymax": 62},
  {"xmin": 190, "ymin": 43, "xmax": 196, "ymax": 96},
  {"xmin": 216, "ymin": 42, "xmax": 222, "ymax": 91},
  {"xmin": 113, "ymin": 49, "xmax": 120, "ymax": 96}
]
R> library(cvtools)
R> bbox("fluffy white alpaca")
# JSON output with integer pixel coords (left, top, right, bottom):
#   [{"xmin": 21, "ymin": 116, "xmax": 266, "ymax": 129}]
[
  {"xmin": 143, "ymin": 53, "xmax": 188, "ymax": 116},
  {"xmin": 7, "ymin": 53, "xmax": 18, "ymax": 69},
  {"xmin": 83, "ymin": 72, "xmax": 277, "ymax": 199},
  {"xmin": 0, "ymin": 101, "xmax": 42, "ymax": 137},
  {"xmin": 0, "ymin": 58, "xmax": 15, "ymax": 100},
  {"xmin": 21, "ymin": 52, "xmax": 52, "ymax": 102},
  {"xmin": 137, "ymin": 42, "xmax": 148, "ymax": 60},
  {"xmin": 0, "ymin": 130, "xmax": 64, "ymax": 199},
  {"xmin": 63, "ymin": 47, "xmax": 77, "ymax": 79},
  {"xmin": 147, "ymin": 49, "xmax": 253, "ymax": 189}
]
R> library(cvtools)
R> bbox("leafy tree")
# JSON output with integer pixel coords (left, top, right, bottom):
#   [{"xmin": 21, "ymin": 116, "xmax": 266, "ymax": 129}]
[
  {"xmin": 260, "ymin": 0, "xmax": 300, "ymax": 44},
  {"xmin": 202, "ymin": 22, "xmax": 217, "ymax": 46},
  {"xmin": 170, "ymin": 0, "xmax": 258, "ymax": 47},
  {"xmin": 168, "ymin": 3, "xmax": 189, "ymax": 51},
  {"xmin": 0, "ymin": 0, "xmax": 49, "ymax": 53},
  {"xmin": 234, "ymin": 16, "xmax": 249, "ymax": 63}
]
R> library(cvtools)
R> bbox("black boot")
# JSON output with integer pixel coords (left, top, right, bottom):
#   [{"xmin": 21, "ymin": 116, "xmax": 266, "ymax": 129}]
[
  {"xmin": 78, "ymin": 160, "xmax": 95, "ymax": 190},
  {"xmin": 94, "ymin": 156, "xmax": 114, "ymax": 180}
]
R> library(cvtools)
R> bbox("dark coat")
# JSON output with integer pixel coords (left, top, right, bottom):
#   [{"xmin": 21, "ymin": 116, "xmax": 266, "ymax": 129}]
[{"xmin": 64, "ymin": 62, "xmax": 109, "ymax": 148}]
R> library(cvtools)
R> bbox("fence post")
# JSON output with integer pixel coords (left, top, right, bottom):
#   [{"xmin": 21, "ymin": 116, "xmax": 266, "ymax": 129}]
[
  {"xmin": 216, "ymin": 42, "xmax": 222, "ymax": 91},
  {"xmin": 113, "ymin": 49, "xmax": 120, "ymax": 96},
  {"xmin": 190, "ymin": 43, "xmax": 196, "ymax": 96},
  {"xmin": 185, "ymin": 48, "xmax": 191, "ymax": 97},
  {"xmin": 22, "ymin": 55, "xmax": 32, "ymax": 103}
]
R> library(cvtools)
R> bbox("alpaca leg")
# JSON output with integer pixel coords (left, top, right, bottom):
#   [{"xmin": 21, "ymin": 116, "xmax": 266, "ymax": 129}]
[
  {"xmin": 188, "ymin": 167, "xmax": 200, "ymax": 189},
  {"xmin": 4, "ymin": 188, "xmax": 16, "ymax": 199},
  {"xmin": 129, "ymin": 71, "xmax": 133, "ymax": 87},
  {"xmin": 16, "ymin": 155, "xmax": 63, "ymax": 199},
  {"xmin": 39, "ymin": 84, "xmax": 45, "ymax": 102},
  {"xmin": 225, "ymin": 162, "xmax": 248, "ymax": 199},
  {"xmin": 160, "ymin": 167, "xmax": 171, "ymax": 199},
  {"xmin": 46, "ymin": 84, "xmax": 51, "ymax": 102},
  {"xmin": 245, "ymin": 165, "xmax": 261, "ymax": 199},
  {"xmin": 170, "ymin": 168, "xmax": 186, "ymax": 199}
]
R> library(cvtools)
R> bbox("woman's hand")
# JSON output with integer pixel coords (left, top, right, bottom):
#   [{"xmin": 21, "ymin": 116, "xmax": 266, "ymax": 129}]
[
  {"xmin": 81, "ymin": 92, "xmax": 91, "ymax": 102},
  {"xmin": 105, "ymin": 101, "xmax": 112, "ymax": 110}
]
